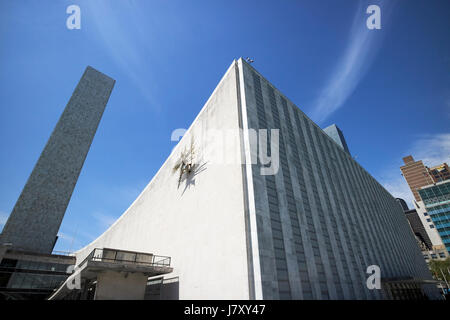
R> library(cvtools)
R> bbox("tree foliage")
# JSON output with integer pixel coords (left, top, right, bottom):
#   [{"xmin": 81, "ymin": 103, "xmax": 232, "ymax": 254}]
[{"xmin": 429, "ymin": 257, "xmax": 450, "ymax": 282}]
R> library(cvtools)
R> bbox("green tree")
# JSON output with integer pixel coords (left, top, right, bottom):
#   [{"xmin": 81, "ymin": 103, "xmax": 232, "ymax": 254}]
[{"xmin": 429, "ymin": 257, "xmax": 450, "ymax": 282}]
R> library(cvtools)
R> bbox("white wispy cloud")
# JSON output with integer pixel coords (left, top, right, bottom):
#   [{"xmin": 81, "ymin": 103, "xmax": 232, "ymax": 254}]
[
  {"xmin": 55, "ymin": 182, "xmax": 144, "ymax": 251},
  {"xmin": 310, "ymin": 2, "xmax": 393, "ymax": 123},
  {"xmin": 381, "ymin": 133, "xmax": 450, "ymax": 208},
  {"xmin": 382, "ymin": 176, "xmax": 416, "ymax": 207},
  {"xmin": 85, "ymin": 1, "xmax": 162, "ymax": 110},
  {"xmin": 93, "ymin": 212, "xmax": 118, "ymax": 231},
  {"xmin": 0, "ymin": 211, "xmax": 9, "ymax": 230},
  {"xmin": 57, "ymin": 211, "xmax": 120, "ymax": 252},
  {"xmin": 409, "ymin": 133, "xmax": 450, "ymax": 166},
  {"xmin": 56, "ymin": 226, "xmax": 98, "ymax": 253},
  {"xmin": 56, "ymin": 231, "xmax": 82, "ymax": 253}
]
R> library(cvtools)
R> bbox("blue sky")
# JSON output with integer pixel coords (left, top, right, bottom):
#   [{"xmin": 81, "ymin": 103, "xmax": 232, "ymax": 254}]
[{"xmin": 0, "ymin": 0, "xmax": 449, "ymax": 252}]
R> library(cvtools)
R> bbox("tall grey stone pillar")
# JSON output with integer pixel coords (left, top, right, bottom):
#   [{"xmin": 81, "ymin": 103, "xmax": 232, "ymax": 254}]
[{"xmin": 0, "ymin": 66, "xmax": 115, "ymax": 254}]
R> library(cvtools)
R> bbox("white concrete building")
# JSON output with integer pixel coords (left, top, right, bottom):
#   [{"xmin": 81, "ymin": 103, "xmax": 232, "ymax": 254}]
[
  {"xmin": 72, "ymin": 59, "xmax": 440, "ymax": 300},
  {"xmin": 412, "ymin": 200, "xmax": 445, "ymax": 252}
]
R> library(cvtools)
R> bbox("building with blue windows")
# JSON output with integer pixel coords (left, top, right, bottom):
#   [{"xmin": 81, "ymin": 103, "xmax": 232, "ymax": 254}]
[{"xmin": 419, "ymin": 180, "xmax": 450, "ymax": 254}]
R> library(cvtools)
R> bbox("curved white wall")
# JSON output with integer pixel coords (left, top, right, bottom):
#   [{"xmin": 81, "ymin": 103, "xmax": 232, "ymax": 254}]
[{"xmin": 74, "ymin": 61, "xmax": 251, "ymax": 299}]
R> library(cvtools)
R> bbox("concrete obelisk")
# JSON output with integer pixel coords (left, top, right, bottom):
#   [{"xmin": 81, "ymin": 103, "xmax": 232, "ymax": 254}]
[{"xmin": 0, "ymin": 66, "xmax": 115, "ymax": 254}]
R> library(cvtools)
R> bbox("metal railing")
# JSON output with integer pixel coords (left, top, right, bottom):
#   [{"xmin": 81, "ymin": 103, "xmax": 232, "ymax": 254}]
[{"xmin": 81, "ymin": 248, "xmax": 171, "ymax": 268}]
